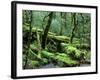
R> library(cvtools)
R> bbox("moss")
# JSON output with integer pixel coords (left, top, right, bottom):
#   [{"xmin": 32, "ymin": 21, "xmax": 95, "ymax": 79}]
[
  {"xmin": 56, "ymin": 53, "xmax": 78, "ymax": 67},
  {"xmin": 84, "ymin": 51, "xmax": 91, "ymax": 60},
  {"xmin": 23, "ymin": 25, "xmax": 43, "ymax": 34},
  {"xmin": 60, "ymin": 43, "xmax": 68, "ymax": 48},
  {"xmin": 26, "ymin": 60, "xmax": 40, "ymax": 69},
  {"xmin": 73, "ymin": 40, "xmax": 80, "ymax": 44},
  {"xmin": 48, "ymin": 32, "xmax": 56, "ymax": 35},
  {"xmin": 54, "ymin": 36, "xmax": 70, "ymax": 42},
  {"xmin": 31, "ymin": 60, "xmax": 39, "ymax": 66},
  {"xmin": 65, "ymin": 45, "xmax": 81, "ymax": 59},
  {"xmin": 30, "ymin": 42, "xmax": 38, "ymax": 49},
  {"xmin": 41, "ymin": 50, "xmax": 55, "ymax": 59},
  {"xmin": 75, "ymin": 50, "xmax": 81, "ymax": 59},
  {"xmin": 23, "ymin": 24, "xmax": 29, "ymax": 31},
  {"xmin": 42, "ymin": 58, "xmax": 49, "ymax": 65},
  {"xmin": 75, "ymin": 44, "xmax": 90, "ymax": 50}
]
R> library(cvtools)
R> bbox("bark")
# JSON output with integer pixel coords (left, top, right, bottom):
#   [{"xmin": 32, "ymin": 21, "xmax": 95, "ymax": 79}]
[
  {"xmin": 36, "ymin": 29, "xmax": 42, "ymax": 58},
  {"xmin": 60, "ymin": 12, "xmax": 63, "ymax": 35},
  {"xmin": 41, "ymin": 14, "xmax": 51, "ymax": 30},
  {"xmin": 80, "ymin": 13, "xmax": 85, "ymax": 44},
  {"xmin": 58, "ymin": 13, "xmax": 67, "ymax": 52},
  {"xmin": 42, "ymin": 12, "xmax": 53, "ymax": 49},
  {"xmin": 70, "ymin": 13, "xmax": 77, "ymax": 43}
]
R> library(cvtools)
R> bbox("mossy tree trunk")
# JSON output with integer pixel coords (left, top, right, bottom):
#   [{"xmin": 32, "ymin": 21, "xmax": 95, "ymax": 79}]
[
  {"xmin": 70, "ymin": 13, "xmax": 77, "ymax": 43},
  {"xmin": 57, "ymin": 12, "xmax": 67, "ymax": 52},
  {"xmin": 36, "ymin": 29, "xmax": 42, "ymax": 58},
  {"xmin": 42, "ymin": 12, "xmax": 53, "ymax": 49}
]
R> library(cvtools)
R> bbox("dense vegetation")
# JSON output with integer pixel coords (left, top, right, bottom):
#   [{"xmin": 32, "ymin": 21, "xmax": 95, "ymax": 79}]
[{"xmin": 22, "ymin": 10, "xmax": 91, "ymax": 69}]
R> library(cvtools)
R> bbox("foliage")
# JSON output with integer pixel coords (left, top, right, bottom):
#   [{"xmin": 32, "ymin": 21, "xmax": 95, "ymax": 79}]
[
  {"xmin": 41, "ymin": 50, "xmax": 55, "ymax": 59},
  {"xmin": 75, "ymin": 43, "xmax": 90, "ymax": 50},
  {"xmin": 27, "ymin": 60, "xmax": 40, "ymax": 69},
  {"xmin": 56, "ymin": 53, "xmax": 78, "ymax": 67},
  {"xmin": 42, "ymin": 58, "xmax": 49, "ymax": 65},
  {"xmin": 65, "ymin": 45, "xmax": 81, "ymax": 59},
  {"xmin": 22, "ymin": 10, "xmax": 91, "ymax": 69}
]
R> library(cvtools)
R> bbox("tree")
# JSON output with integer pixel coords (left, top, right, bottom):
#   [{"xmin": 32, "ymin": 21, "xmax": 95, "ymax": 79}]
[
  {"xmin": 70, "ymin": 13, "xmax": 77, "ymax": 43},
  {"xmin": 42, "ymin": 12, "xmax": 53, "ymax": 49}
]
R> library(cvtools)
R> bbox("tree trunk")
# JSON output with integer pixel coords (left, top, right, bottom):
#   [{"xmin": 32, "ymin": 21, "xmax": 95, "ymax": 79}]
[
  {"xmin": 70, "ymin": 13, "xmax": 77, "ymax": 43},
  {"xmin": 42, "ymin": 12, "xmax": 53, "ymax": 49},
  {"xmin": 36, "ymin": 29, "xmax": 42, "ymax": 58},
  {"xmin": 57, "ymin": 12, "xmax": 67, "ymax": 52}
]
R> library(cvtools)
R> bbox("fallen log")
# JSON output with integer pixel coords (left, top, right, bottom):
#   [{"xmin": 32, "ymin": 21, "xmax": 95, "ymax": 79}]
[
  {"xmin": 41, "ymin": 50, "xmax": 79, "ymax": 67},
  {"xmin": 55, "ymin": 53, "xmax": 79, "ymax": 67},
  {"xmin": 23, "ymin": 25, "xmax": 70, "ymax": 43}
]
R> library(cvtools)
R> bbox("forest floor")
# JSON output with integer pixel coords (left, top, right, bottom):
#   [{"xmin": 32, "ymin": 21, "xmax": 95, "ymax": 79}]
[{"xmin": 23, "ymin": 27, "xmax": 91, "ymax": 69}]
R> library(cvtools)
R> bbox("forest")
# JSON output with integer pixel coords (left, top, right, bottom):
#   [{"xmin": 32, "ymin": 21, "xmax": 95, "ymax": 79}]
[{"xmin": 22, "ymin": 10, "xmax": 91, "ymax": 69}]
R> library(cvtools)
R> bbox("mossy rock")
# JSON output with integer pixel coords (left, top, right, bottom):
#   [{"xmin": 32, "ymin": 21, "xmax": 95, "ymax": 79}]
[
  {"xmin": 26, "ymin": 60, "xmax": 40, "ymax": 69},
  {"xmin": 56, "ymin": 53, "xmax": 78, "ymax": 67},
  {"xmin": 31, "ymin": 60, "xmax": 39, "ymax": 66},
  {"xmin": 41, "ymin": 50, "xmax": 55, "ymax": 59},
  {"xmin": 42, "ymin": 58, "xmax": 49, "ymax": 65},
  {"xmin": 65, "ymin": 45, "xmax": 81, "ymax": 60}
]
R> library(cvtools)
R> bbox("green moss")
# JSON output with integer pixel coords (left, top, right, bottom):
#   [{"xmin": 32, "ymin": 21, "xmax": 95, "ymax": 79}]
[
  {"xmin": 84, "ymin": 51, "xmax": 91, "ymax": 60},
  {"xmin": 54, "ymin": 36, "xmax": 70, "ymax": 42},
  {"xmin": 60, "ymin": 43, "xmax": 68, "ymax": 48},
  {"xmin": 48, "ymin": 32, "xmax": 56, "ymax": 35},
  {"xmin": 75, "ymin": 50, "xmax": 81, "ymax": 59},
  {"xmin": 65, "ymin": 45, "xmax": 81, "ymax": 59},
  {"xmin": 73, "ymin": 40, "xmax": 80, "ymax": 44},
  {"xmin": 41, "ymin": 50, "xmax": 55, "ymax": 59},
  {"xmin": 31, "ymin": 60, "xmax": 39, "ymax": 66},
  {"xmin": 42, "ymin": 58, "xmax": 49, "ymax": 65},
  {"xmin": 75, "ymin": 44, "xmax": 90, "ymax": 50},
  {"xmin": 30, "ymin": 42, "xmax": 38, "ymax": 49},
  {"xmin": 56, "ymin": 53, "xmax": 78, "ymax": 67},
  {"xmin": 27, "ymin": 60, "xmax": 40, "ymax": 69}
]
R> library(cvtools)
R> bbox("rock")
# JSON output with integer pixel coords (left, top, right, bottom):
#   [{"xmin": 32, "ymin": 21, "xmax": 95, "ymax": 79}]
[
  {"xmin": 65, "ymin": 45, "xmax": 81, "ymax": 60},
  {"xmin": 55, "ymin": 53, "xmax": 79, "ymax": 67}
]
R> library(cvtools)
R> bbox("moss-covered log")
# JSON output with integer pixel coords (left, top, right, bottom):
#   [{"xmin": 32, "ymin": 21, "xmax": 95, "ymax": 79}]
[
  {"xmin": 55, "ymin": 53, "xmax": 79, "ymax": 67},
  {"xmin": 41, "ymin": 50, "xmax": 79, "ymax": 67},
  {"xmin": 23, "ymin": 26, "xmax": 70, "ymax": 43}
]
